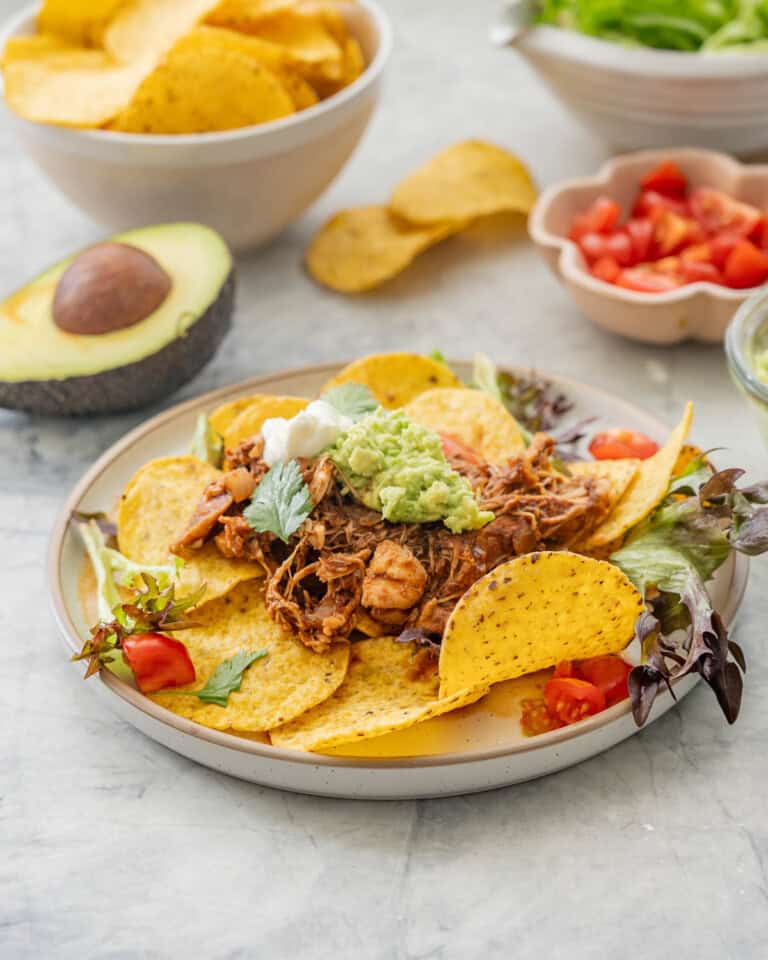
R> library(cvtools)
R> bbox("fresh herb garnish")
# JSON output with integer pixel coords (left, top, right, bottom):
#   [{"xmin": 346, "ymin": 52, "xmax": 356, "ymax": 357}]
[
  {"xmin": 428, "ymin": 348, "xmax": 448, "ymax": 365},
  {"xmin": 244, "ymin": 459, "xmax": 313, "ymax": 543},
  {"xmin": 322, "ymin": 382, "xmax": 379, "ymax": 422},
  {"xmin": 612, "ymin": 457, "xmax": 768, "ymax": 726},
  {"xmin": 190, "ymin": 413, "xmax": 224, "ymax": 468},
  {"xmin": 189, "ymin": 649, "xmax": 268, "ymax": 706}
]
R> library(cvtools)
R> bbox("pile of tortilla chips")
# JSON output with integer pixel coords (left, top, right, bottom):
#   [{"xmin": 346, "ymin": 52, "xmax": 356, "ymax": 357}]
[
  {"xmin": 2, "ymin": 0, "xmax": 364, "ymax": 132},
  {"xmin": 306, "ymin": 141, "xmax": 538, "ymax": 293},
  {"xmin": 92, "ymin": 352, "xmax": 696, "ymax": 754}
]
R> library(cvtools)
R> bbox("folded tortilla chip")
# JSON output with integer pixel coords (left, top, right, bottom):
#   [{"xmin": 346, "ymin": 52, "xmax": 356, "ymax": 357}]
[
  {"xmin": 117, "ymin": 456, "xmax": 262, "ymax": 604},
  {"xmin": 321, "ymin": 352, "xmax": 463, "ymax": 408},
  {"xmin": 222, "ymin": 395, "xmax": 309, "ymax": 452},
  {"xmin": 439, "ymin": 551, "xmax": 644, "ymax": 698},
  {"xmin": 151, "ymin": 582, "xmax": 349, "ymax": 731},
  {"xmin": 405, "ymin": 387, "xmax": 524, "ymax": 463},
  {"xmin": 269, "ymin": 637, "xmax": 486, "ymax": 751}
]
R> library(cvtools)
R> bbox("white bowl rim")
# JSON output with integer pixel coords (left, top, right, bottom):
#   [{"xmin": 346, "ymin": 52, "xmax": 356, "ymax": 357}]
[
  {"xmin": 529, "ymin": 147, "xmax": 768, "ymax": 307},
  {"xmin": 0, "ymin": 0, "xmax": 393, "ymax": 146},
  {"xmin": 516, "ymin": 23, "xmax": 768, "ymax": 77}
]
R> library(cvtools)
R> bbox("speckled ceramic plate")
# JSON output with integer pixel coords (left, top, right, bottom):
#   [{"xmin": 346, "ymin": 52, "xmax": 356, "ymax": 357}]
[{"xmin": 48, "ymin": 363, "xmax": 749, "ymax": 799}]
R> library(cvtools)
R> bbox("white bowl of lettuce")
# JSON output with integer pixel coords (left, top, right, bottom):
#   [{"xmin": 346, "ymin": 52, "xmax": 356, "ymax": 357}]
[{"xmin": 503, "ymin": 0, "xmax": 768, "ymax": 155}]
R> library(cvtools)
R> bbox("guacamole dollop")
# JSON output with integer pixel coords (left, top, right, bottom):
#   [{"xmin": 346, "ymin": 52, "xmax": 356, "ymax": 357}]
[{"xmin": 329, "ymin": 409, "xmax": 494, "ymax": 533}]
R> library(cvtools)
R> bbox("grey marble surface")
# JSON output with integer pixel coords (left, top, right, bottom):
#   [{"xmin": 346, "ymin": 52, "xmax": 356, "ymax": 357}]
[{"xmin": 2, "ymin": 1, "xmax": 768, "ymax": 957}]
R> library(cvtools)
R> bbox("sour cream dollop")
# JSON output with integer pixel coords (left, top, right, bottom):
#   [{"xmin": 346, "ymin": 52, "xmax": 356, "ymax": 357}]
[{"xmin": 261, "ymin": 400, "xmax": 353, "ymax": 466}]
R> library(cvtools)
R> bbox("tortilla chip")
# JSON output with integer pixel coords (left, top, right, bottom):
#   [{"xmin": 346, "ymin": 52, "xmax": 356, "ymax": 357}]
[
  {"xmin": 151, "ymin": 582, "xmax": 349, "ymax": 731},
  {"xmin": 2, "ymin": 49, "xmax": 147, "ymax": 127},
  {"xmin": 2, "ymin": 34, "xmax": 75, "ymax": 65},
  {"xmin": 569, "ymin": 458, "xmax": 640, "ymax": 513},
  {"xmin": 36, "ymin": 0, "xmax": 126, "ymax": 47},
  {"xmin": 207, "ymin": 0, "xmax": 300, "ymax": 31},
  {"xmin": 306, "ymin": 206, "xmax": 461, "ymax": 293},
  {"xmin": 104, "ymin": 0, "xmax": 221, "ymax": 64},
  {"xmin": 208, "ymin": 396, "xmax": 264, "ymax": 437},
  {"xmin": 321, "ymin": 353, "xmax": 463, "ymax": 409},
  {"xmin": 673, "ymin": 444, "xmax": 705, "ymax": 477},
  {"xmin": 117, "ymin": 456, "xmax": 262, "ymax": 603},
  {"xmin": 246, "ymin": 9, "xmax": 342, "ymax": 67},
  {"xmin": 438, "ymin": 551, "xmax": 644, "ymax": 698},
  {"xmin": 222, "ymin": 395, "xmax": 309, "ymax": 452},
  {"xmin": 390, "ymin": 140, "xmax": 538, "ymax": 226},
  {"xmin": 581, "ymin": 403, "xmax": 694, "ymax": 551},
  {"xmin": 110, "ymin": 29, "xmax": 295, "ymax": 133},
  {"xmin": 269, "ymin": 637, "xmax": 487, "ymax": 751},
  {"xmin": 405, "ymin": 387, "xmax": 524, "ymax": 464}
]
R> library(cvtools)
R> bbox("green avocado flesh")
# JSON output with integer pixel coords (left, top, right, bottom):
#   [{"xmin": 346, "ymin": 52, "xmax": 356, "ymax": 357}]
[{"xmin": 0, "ymin": 223, "xmax": 232, "ymax": 382}]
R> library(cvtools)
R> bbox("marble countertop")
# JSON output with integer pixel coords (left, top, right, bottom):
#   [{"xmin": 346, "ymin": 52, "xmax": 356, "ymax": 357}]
[{"xmin": 2, "ymin": 1, "xmax": 767, "ymax": 956}]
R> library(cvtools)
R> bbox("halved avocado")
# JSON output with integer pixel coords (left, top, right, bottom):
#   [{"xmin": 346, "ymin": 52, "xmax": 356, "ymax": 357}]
[{"xmin": 0, "ymin": 222, "xmax": 235, "ymax": 415}]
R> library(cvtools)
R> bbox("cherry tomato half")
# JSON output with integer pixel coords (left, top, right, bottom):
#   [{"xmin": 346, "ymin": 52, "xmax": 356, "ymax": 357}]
[
  {"xmin": 589, "ymin": 428, "xmax": 659, "ymax": 461},
  {"xmin": 576, "ymin": 656, "xmax": 632, "ymax": 707},
  {"xmin": 544, "ymin": 678, "xmax": 605, "ymax": 726},
  {"xmin": 122, "ymin": 632, "xmax": 196, "ymax": 694}
]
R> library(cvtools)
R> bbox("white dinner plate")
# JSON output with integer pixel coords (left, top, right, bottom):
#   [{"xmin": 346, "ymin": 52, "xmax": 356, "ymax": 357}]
[{"xmin": 48, "ymin": 362, "xmax": 749, "ymax": 799}]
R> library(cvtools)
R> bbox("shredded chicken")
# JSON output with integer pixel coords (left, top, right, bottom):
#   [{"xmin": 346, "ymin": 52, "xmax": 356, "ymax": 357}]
[{"xmin": 173, "ymin": 432, "xmax": 612, "ymax": 651}]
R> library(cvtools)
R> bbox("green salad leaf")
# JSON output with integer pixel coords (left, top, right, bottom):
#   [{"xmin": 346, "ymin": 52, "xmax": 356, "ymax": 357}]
[
  {"xmin": 321, "ymin": 382, "xmax": 380, "ymax": 422},
  {"xmin": 193, "ymin": 649, "xmax": 268, "ymax": 706},
  {"xmin": 189, "ymin": 413, "xmax": 224, "ymax": 468},
  {"xmin": 244, "ymin": 460, "xmax": 313, "ymax": 543}
]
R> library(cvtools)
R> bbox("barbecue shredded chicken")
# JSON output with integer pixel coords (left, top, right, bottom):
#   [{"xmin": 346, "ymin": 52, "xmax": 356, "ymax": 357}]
[{"xmin": 172, "ymin": 433, "xmax": 612, "ymax": 652}]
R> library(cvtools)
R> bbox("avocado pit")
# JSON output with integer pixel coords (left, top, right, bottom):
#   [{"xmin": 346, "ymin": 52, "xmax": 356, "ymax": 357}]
[{"xmin": 53, "ymin": 242, "xmax": 172, "ymax": 336}]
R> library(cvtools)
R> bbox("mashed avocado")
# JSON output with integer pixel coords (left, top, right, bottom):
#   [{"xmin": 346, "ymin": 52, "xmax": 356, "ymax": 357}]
[{"xmin": 329, "ymin": 409, "xmax": 493, "ymax": 533}]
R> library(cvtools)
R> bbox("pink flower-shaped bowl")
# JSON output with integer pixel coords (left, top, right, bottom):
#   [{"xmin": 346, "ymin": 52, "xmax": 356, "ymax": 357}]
[{"xmin": 529, "ymin": 148, "xmax": 768, "ymax": 345}]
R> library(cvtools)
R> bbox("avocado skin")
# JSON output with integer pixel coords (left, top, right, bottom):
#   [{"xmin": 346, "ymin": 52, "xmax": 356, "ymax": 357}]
[{"xmin": 0, "ymin": 270, "xmax": 235, "ymax": 416}]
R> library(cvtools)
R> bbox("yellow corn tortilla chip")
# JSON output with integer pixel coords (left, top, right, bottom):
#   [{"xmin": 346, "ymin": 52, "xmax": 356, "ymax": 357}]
[
  {"xmin": 207, "ymin": 0, "xmax": 299, "ymax": 31},
  {"xmin": 439, "ymin": 551, "xmax": 644, "ymax": 698},
  {"xmin": 208, "ymin": 396, "xmax": 264, "ymax": 437},
  {"xmin": 582, "ymin": 403, "xmax": 694, "ymax": 551},
  {"xmin": 673, "ymin": 444, "xmax": 705, "ymax": 477},
  {"xmin": 247, "ymin": 9, "xmax": 342, "ymax": 68},
  {"xmin": 117, "ymin": 456, "xmax": 262, "ymax": 604},
  {"xmin": 2, "ymin": 49, "xmax": 147, "ymax": 127},
  {"xmin": 2, "ymin": 34, "xmax": 75, "ymax": 65},
  {"xmin": 104, "ymin": 0, "xmax": 221, "ymax": 64},
  {"xmin": 36, "ymin": 0, "xmax": 127, "ymax": 47},
  {"xmin": 269, "ymin": 637, "xmax": 487, "ymax": 751},
  {"xmin": 110, "ymin": 29, "xmax": 295, "ymax": 133},
  {"xmin": 569, "ymin": 458, "xmax": 640, "ymax": 511},
  {"xmin": 390, "ymin": 140, "xmax": 538, "ymax": 226},
  {"xmin": 405, "ymin": 387, "xmax": 524, "ymax": 464},
  {"xmin": 306, "ymin": 206, "xmax": 461, "ymax": 294},
  {"xmin": 222, "ymin": 395, "xmax": 309, "ymax": 451},
  {"xmin": 322, "ymin": 352, "xmax": 463, "ymax": 409},
  {"xmin": 151, "ymin": 582, "xmax": 349, "ymax": 731}
]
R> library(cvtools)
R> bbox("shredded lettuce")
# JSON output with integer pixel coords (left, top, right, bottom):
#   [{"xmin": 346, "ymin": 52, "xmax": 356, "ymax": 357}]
[
  {"xmin": 190, "ymin": 413, "xmax": 224, "ymax": 468},
  {"xmin": 537, "ymin": 0, "xmax": 768, "ymax": 52}
]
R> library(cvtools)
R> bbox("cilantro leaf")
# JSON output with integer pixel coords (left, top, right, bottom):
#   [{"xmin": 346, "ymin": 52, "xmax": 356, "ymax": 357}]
[
  {"xmin": 243, "ymin": 460, "xmax": 312, "ymax": 542},
  {"xmin": 194, "ymin": 649, "xmax": 268, "ymax": 706},
  {"xmin": 321, "ymin": 382, "xmax": 379, "ymax": 422}
]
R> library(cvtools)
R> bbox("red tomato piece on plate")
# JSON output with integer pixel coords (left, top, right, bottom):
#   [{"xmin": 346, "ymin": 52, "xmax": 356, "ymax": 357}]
[
  {"xmin": 576, "ymin": 656, "xmax": 632, "ymax": 707},
  {"xmin": 689, "ymin": 187, "xmax": 760, "ymax": 237},
  {"xmin": 589, "ymin": 428, "xmax": 659, "ymax": 460},
  {"xmin": 122, "ymin": 632, "xmax": 196, "ymax": 694},
  {"xmin": 640, "ymin": 160, "xmax": 688, "ymax": 197},
  {"xmin": 724, "ymin": 241, "xmax": 768, "ymax": 289},
  {"xmin": 569, "ymin": 196, "xmax": 622, "ymax": 241},
  {"xmin": 544, "ymin": 678, "xmax": 605, "ymax": 726}
]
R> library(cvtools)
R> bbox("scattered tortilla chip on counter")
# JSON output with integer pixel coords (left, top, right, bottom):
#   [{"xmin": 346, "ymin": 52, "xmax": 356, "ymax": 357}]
[
  {"xmin": 581, "ymin": 403, "xmax": 694, "ymax": 551},
  {"xmin": 406, "ymin": 387, "xmax": 525, "ymax": 464},
  {"xmin": 269, "ymin": 637, "xmax": 487, "ymax": 752},
  {"xmin": 321, "ymin": 352, "xmax": 463, "ymax": 408},
  {"xmin": 117, "ymin": 456, "xmax": 262, "ymax": 603},
  {"xmin": 390, "ymin": 140, "xmax": 538, "ymax": 226},
  {"xmin": 438, "ymin": 552, "xmax": 643, "ymax": 698},
  {"xmin": 151, "ymin": 582, "xmax": 349, "ymax": 731},
  {"xmin": 222, "ymin": 395, "xmax": 309, "ymax": 452},
  {"xmin": 306, "ymin": 206, "xmax": 461, "ymax": 293}
]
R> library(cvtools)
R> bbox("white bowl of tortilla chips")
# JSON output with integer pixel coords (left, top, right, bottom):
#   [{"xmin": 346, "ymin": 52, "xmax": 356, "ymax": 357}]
[
  {"xmin": 49, "ymin": 353, "xmax": 753, "ymax": 798},
  {"xmin": 0, "ymin": 0, "xmax": 391, "ymax": 250}
]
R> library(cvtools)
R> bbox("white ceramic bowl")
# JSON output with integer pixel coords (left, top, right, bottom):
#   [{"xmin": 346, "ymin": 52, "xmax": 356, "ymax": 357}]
[
  {"xmin": 512, "ymin": 26, "xmax": 768, "ymax": 156},
  {"xmin": 0, "ymin": 1, "xmax": 391, "ymax": 251},
  {"xmin": 529, "ymin": 148, "xmax": 768, "ymax": 345}
]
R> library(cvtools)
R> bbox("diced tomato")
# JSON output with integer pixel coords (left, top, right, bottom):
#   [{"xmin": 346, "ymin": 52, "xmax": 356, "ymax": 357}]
[
  {"xmin": 640, "ymin": 160, "xmax": 688, "ymax": 197},
  {"xmin": 682, "ymin": 259, "xmax": 722, "ymax": 284},
  {"xmin": 579, "ymin": 231, "xmax": 632, "ymax": 264},
  {"xmin": 576, "ymin": 656, "xmax": 632, "ymax": 707},
  {"xmin": 520, "ymin": 698, "xmax": 562, "ymax": 736},
  {"xmin": 440, "ymin": 432, "xmax": 484, "ymax": 466},
  {"xmin": 689, "ymin": 187, "xmax": 761, "ymax": 237},
  {"xmin": 626, "ymin": 218, "xmax": 654, "ymax": 262},
  {"xmin": 615, "ymin": 267, "xmax": 682, "ymax": 293},
  {"xmin": 544, "ymin": 678, "xmax": 605, "ymax": 726},
  {"xmin": 723, "ymin": 240, "xmax": 768, "ymax": 289},
  {"xmin": 122, "ymin": 632, "xmax": 196, "ymax": 694},
  {"xmin": 568, "ymin": 196, "xmax": 622, "ymax": 241},
  {"xmin": 652, "ymin": 255, "xmax": 683, "ymax": 278},
  {"xmin": 553, "ymin": 660, "xmax": 575, "ymax": 678},
  {"xmin": 589, "ymin": 428, "xmax": 659, "ymax": 460},
  {"xmin": 633, "ymin": 189, "xmax": 689, "ymax": 219},
  {"xmin": 681, "ymin": 242, "xmax": 712, "ymax": 264},
  {"xmin": 749, "ymin": 214, "xmax": 768, "ymax": 250},
  {"xmin": 591, "ymin": 256, "xmax": 621, "ymax": 283}
]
